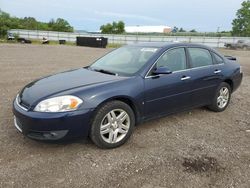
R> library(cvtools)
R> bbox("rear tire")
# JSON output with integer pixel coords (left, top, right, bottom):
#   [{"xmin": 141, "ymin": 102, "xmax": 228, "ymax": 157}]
[
  {"xmin": 90, "ymin": 100, "xmax": 135, "ymax": 149},
  {"xmin": 207, "ymin": 82, "xmax": 231, "ymax": 112}
]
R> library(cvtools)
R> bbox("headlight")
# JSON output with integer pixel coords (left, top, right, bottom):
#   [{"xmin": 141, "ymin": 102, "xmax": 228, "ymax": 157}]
[{"xmin": 34, "ymin": 95, "xmax": 83, "ymax": 112}]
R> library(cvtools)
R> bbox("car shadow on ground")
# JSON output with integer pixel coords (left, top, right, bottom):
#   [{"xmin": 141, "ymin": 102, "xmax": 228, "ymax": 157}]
[
  {"xmin": 14, "ymin": 107, "xmax": 214, "ymax": 151},
  {"xmin": 18, "ymin": 106, "xmax": 212, "ymax": 148}
]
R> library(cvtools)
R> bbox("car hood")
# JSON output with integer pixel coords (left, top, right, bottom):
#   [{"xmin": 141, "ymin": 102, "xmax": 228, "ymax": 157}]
[{"xmin": 19, "ymin": 68, "xmax": 124, "ymax": 107}]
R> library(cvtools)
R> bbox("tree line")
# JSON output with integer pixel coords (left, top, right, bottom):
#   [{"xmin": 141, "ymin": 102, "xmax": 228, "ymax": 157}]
[
  {"xmin": 100, "ymin": 21, "xmax": 125, "ymax": 34},
  {"xmin": 232, "ymin": 0, "xmax": 250, "ymax": 37},
  {"xmin": 0, "ymin": 10, "xmax": 73, "ymax": 38},
  {"xmin": 1, "ymin": 0, "xmax": 249, "ymax": 38}
]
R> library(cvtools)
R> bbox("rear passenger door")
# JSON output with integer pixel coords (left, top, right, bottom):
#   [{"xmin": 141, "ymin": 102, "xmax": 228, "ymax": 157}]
[{"xmin": 187, "ymin": 48, "xmax": 223, "ymax": 106}]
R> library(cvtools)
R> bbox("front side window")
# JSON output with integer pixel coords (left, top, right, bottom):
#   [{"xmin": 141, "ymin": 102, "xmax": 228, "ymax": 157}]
[
  {"xmin": 188, "ymin": 48, "xmax": 213, "ymax": 68},
  {"xmin": 156, "ymin": 48, "xmax": 187, "ymax": 72}
]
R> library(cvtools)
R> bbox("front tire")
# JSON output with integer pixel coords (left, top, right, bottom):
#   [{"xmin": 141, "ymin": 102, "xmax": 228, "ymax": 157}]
[
  {"xmin": 90, "ymin": 100, "xmax": 135, "ymax": 149},
  {"xmin": 208, "ymin": 82, "xmax": 231, "ymax": 112}
]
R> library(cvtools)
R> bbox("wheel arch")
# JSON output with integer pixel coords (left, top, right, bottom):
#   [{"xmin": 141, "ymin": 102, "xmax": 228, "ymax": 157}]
[
  {"xmin": 91, "ymin": 96, "xmax": 141, "ymax": 125},
  {"xmin": 224, "ymin": 79, "xmax": 234, "ymax": 91}
]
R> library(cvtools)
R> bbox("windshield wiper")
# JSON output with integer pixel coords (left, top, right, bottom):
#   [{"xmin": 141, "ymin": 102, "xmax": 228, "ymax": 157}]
[{"xmin": 91, "ymin": 68, "xmax": 118, "ymax": 76}]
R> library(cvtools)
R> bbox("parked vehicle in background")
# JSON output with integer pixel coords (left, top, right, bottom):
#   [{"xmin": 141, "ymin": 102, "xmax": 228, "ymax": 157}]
[
  {"xmin": 225, "ymin": 40, "xmax": 250, "ymax": 50},
  {"xmin": 17, "ymin": 38, "xmax": 32, "ymax": 44},
  {"xmin": 42, "ymin": 37, "xmax": 49, "ymax": 44},
  {"xmin": 7, "ymin": 33, "xmax": 15, "ymax": 40},
  {"xmin": 7, "ymin": 32, "xmax": 31, "ymax": 43}
]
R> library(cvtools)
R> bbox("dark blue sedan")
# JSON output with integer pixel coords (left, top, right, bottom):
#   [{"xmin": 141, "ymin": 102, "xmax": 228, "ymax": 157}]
[{"xmin": 13, "ymin": 43, "xmax": 243, "ymax": 148}]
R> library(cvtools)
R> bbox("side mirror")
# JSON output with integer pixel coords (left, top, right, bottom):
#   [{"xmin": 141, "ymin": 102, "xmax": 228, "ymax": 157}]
[{"xmin": 152, "ymin": 67, "xmax": 172, "ymax": 75}]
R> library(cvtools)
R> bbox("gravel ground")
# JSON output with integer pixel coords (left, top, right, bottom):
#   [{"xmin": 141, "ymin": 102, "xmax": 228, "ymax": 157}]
[{"xmin": 0, "ymin": 44, "xmax": 249, "ymax": 188}]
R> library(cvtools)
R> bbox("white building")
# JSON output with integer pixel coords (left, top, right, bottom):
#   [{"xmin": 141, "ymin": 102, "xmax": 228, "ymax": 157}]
[{"xmin": 125, "ymin": 25, "xmax": 172, "ymax": 33}]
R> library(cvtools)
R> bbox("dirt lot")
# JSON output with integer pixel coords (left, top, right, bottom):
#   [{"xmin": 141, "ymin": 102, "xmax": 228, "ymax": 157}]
[{"xmin": 0, "ymin": 44, "xmax": 249, "ymax": 188}]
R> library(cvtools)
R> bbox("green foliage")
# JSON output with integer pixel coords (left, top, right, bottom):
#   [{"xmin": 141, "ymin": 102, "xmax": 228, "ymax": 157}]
[
  {"xmin": 172, "ymin": 27, "xmax": 198, "ymax": 33},
  {"xmin": 189, "ymin": 29, "xmax": 197, "ymax": 33},
  {"xmin": 0, "ymin": 11, "xmax": 16, "ymax": 36},
  {"xmin": 173, "ymin": 27, "xmax": 190, "ymax": 33},
  {"xmin": 172, "ymin": 26, "xmax": 179, "ymax": 32},
  {"xmin": 100, "ymin": 21, "xmax": 125, "ymax": 34},
  {"xmin": 48, "ymin": 18, "xmax": 73, "ymax": 32},
  {"xmin": 232, "ymin": 0, "xmax": 250, "ymax": 36},
  {"xmin": 100, "ymin": 23, "xmax": 113, "ymax": 34},
  {"xmin": 179, "ymin": 28, "xmax": 186, "ymax": 32},
  {"xmin": 0, "ymin": 10, "xmax": 74, "ymax": 38}
]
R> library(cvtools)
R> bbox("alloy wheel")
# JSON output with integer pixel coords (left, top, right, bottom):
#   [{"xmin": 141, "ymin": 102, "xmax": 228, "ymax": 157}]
[
  {"xmin": 217, "ymin": 87, "xmax": 229, "ymax": 109},
  {"xmin": 100, "ymin": 109, "xmax": 130, "ymax": 144}
]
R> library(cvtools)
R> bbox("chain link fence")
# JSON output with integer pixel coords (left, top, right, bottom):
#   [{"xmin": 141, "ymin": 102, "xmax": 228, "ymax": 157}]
[{"xmin": 9, "ymin": 29, "xmax": 250, "ymax": 48}]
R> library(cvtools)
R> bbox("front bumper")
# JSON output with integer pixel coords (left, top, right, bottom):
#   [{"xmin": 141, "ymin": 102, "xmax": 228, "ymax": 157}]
[{"xmin": 13, "ymin": 100, "xmax": 94, "ymax": 141}]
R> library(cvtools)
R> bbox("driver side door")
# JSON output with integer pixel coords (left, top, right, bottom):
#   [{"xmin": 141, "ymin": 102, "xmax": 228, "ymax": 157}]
[{"xmin": 144, "ymin": 47, "xmax": 193, "ymax": 119}]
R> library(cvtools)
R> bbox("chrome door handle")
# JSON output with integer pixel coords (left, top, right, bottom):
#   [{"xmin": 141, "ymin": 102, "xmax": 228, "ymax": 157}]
[
  {"xmin": 181, "ymin": 76, "xmax": 191, "ymax": 81},
  {"xmin": 214, "ymin": 70, "xmax": 221, "ymax": 74}
]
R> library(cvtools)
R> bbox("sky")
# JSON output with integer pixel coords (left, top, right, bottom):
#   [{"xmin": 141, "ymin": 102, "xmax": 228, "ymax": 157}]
[{"xmin": 0, "ymin": 0, "xmax": 245, "ymax": 32}]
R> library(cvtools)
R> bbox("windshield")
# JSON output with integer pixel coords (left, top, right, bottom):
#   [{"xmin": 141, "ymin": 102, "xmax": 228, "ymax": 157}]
[{"xmin": 90, "ymin": 46, "xmax": 159, "ymax": 76}]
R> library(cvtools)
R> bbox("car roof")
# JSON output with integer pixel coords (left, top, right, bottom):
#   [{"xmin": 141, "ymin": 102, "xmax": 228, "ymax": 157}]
[{"xmin": 127, "ymin": 42, "xmax": 213, "ymax": 50}]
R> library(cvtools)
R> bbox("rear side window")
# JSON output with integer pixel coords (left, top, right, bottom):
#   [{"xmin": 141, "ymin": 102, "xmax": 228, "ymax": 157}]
[
  {"xmin": 188, "ymin": 48, "xmax": 213, "ymax": 68},
  {"xmin": 156, "ymin": 48, "xmax": 186, "ymax": 72},
  {"xmin": 212, "ymin": 52, "xmax": 224, "ymax": 64}
]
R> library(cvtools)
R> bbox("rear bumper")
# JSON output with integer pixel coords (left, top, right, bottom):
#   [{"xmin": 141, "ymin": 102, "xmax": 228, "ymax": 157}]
[{"xmin": 12, "ymin": 101, "xmax": 94, "ymax": 141}]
